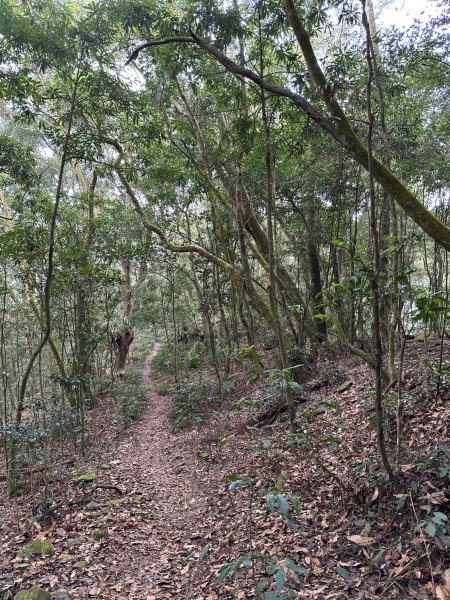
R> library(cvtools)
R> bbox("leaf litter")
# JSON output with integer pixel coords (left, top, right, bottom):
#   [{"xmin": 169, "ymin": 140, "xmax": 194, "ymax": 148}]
[{"xmin": 1, "ymin": 340, "xmax": 449, "ymax": 599}]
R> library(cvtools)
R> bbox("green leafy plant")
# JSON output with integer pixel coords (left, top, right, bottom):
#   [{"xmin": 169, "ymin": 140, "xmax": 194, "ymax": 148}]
[
  {"xmin": 413, "ymin": 293, "xmax": 448, "ymax": 327},
  {"xmin": 415, "ymin": 497, "xmax": 450, "ymax": 548},
  {"xmin": 114, "ymin": 365, "xmax": 146, "ymax": 427},
  {"xmin": 217, "ymin": 553, "xmax": 305, "ymax": 598},
  {"xmin": 169, "ymin": 381, "xmax": 213, "ymax": 432},
  {"xmin": 223, "ymin": 472, "xmax": 303, "ymax": 596},
  {"xmin": 151, "ymin": 344, "xmax": 174, "ymax": 376},
  {"xmin": 416, "ymin": 444, "xmax": 450, "ymax": 481},
  {"xmin": 265, "ymin": 491, "xmax": 300, "ymax": 532},
  {"xmin": 234, "ymin": 345, "xmax": 264, "ymax": 379}
]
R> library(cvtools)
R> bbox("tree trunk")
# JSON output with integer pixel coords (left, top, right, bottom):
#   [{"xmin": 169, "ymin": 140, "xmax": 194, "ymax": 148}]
[
  {"xmin": 112, "ymin": 327, "xmax": 134, "ymax": 373},
  {"xmin": 362, "ymin": 0, "xmax": 396, "ymax": 486},
  {"xmin": 306, "ymin": 201, "xmax": 327, "ymax": 343}
]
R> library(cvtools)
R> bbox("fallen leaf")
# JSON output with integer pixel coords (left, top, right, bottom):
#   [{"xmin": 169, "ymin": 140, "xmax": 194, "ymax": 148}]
[
  {"xmin": 436, "ymin": 569, "xmax": 450, "ymax": 600},
  {"xmin": 347, "ymin": 534, "xmax": 375, "ymax": 546}
]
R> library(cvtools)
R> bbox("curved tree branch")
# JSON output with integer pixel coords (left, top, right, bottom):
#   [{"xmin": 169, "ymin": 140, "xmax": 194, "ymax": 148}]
[{"xmin": 127, "ymin": 24, "xmax": 450, "ymax": 251}]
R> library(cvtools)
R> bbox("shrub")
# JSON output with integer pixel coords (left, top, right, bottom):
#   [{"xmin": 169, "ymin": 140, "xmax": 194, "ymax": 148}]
[
  {"xmin": 114, "ymin": 365, "xmax": 146, "ymax": 427},
  {"xmin": 169, "ymin": 381, "xmax": 213, "ymax": 433},
  {"xmin": 152, "ymin": 344, "xmax": 174, "ymax": 377}
]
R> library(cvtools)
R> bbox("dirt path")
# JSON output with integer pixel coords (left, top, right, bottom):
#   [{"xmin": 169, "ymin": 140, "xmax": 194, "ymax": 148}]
[
  {"xmin": 95, "ymin": 346, "xmax": 217, "ymax": 599},
  {"xmin": 3, "ymin": 341, "xmax": 449, "ymax": 599},
  {"xmin": 1, "ymin": 346, "xmax": 231, "ymax": 600}
]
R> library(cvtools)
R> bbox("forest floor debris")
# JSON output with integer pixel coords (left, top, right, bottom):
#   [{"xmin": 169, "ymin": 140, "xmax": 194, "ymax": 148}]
[{"xmin": 1, "ymin": 340, "xmax": 449, "ymax": 599}]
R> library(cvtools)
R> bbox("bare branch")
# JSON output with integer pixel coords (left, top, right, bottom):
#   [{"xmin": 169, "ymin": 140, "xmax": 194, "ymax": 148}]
[
  {"xmin": 127, "ymin": 33, "xmax": 336, "ymax": 137},
  {"xmin": 126, "ymin": 36, "xmax": 196, "ymax": 64}
]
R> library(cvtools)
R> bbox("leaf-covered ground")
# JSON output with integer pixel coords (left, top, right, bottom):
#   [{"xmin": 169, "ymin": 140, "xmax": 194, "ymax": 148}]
[{"xmin": 1, "ymin": 340, "xmax": 450, "ymax": 599}]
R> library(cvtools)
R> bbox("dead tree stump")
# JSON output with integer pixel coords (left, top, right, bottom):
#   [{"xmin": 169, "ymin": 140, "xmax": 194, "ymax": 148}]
[{"xmin": 111, "ymin": 327, "xmax": 134, "ymax": 374}]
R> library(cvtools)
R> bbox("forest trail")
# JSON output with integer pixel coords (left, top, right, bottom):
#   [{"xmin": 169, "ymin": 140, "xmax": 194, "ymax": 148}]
[
  {"xmin": 94, "ymin": 345, "xmax": 216, "ymax": 599},
  {"xmin": 3, "ymin": 341, "xmax": 448, "ymax": 600}
]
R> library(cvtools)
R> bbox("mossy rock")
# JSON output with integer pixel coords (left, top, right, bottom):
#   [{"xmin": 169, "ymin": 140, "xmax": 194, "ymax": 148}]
[
  {"xmin": 107, "ymin": 497, "xmax": 125, "ymax": 506},
  {"xmin": 14, "ymin": 586, "xmax": 51, "ymax": 600},
  {"xmin": 59, "ymin": 553, "xmax": 74, "ymax": 562},
  {"xmin": 72, "ymin": 474, "xmax": 96, "ymax": 484},
  {"xmin": 100, "ymin": 516, "xmax": 113, "ymax": 524},
  {"xmin": 337, "ymin": 380, "xmax": 353, "ymax": 393},
  {"xmin": 73, "ymin": 560, "xmax": 87, "ymax": 569},
  {"xmin": 20, "ymin": 538, "xmax": 54, "ymax": 557},
  {"xmin": 72, "ymin": 537, "xmax": 86, "ymax": 546},
  {"xmin": 415, "ymin": 331, "xmax": 434, "ymax": 342},
  {"xmin": 91, "ymin": 529, "xmax": 108, "ymax": 541}
]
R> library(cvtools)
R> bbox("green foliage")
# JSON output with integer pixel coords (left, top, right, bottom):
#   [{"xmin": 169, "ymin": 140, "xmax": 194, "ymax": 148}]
[
  {"xmin": 217, "ymin": 553, "xmax": 305, "ymax": 598},
  {"xmin": 414, "ymin": 493, "xmax": 450, "ymax": 548},
  {"xmin": 152, "ymin": 345, "xmax": 174, "ymax": 377},
  {"xmin": 222, "ymin": 472, "xmax": 303, "ymax": 596},
  {"xmin": 413, "ymin": 293, "xmax": 448, "ymax": 326},
  {"xmin": 169, "ymin": 381, "xmax": 213, "ymax": 433},
  {"xmin": 152, "ymin": 340, "xmax": 207, "ymax": 378},
  {"xmin": 234, "ymin": 346, "xmax": 264, "ymax": 379},
  {"xmin": 232, "ymin": 365, "xmax": 308, "ymax": 417},
  {"xmin": 155, "ymin": 383, "xmax": 171, "ymax": 396},
  {"xmin": 187, "ymin": 350, "xmax": 202, "ymax": 370},
  {"xmin": 427, "ymin": 357, "xmax": 450, "ymax": 390},
  {"xmin": 266, "ymin": 491, "xmax": 299, "ymax": 532},
  {"xmin": 90, "ymin": 376, "xmax": 112, "ymax": 398},
  {"xmin": 1, "ymin": 409, "xmax": 82, "ymax": 490},
  {"xmin": 416, "ymin": 444, "xmax": 450, "ymax": 481},
  {"xmin": 114, "ymin": 365, "xmax": 146, "ymax": 427},
  {"xmin": 0, "ymin": 134, "xmax": 37, "ymax": 187}
]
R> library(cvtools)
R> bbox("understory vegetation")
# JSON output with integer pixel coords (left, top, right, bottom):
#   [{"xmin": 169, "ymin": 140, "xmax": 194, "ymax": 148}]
[{"xmin": 0, "ymin": 0, "xmax": 449, "ymax": 597}]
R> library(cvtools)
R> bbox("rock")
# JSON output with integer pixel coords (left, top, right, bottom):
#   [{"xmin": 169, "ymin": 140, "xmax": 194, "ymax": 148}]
[
  {"xmin": 99, "ymin": 463, "xmax": 111, "ymax": 470},
  {"xmin": 73, "ymin": 560, "xmax": 87, "ymax": 569},
  {"xmin": 2, "ymin": 578, "xmax": 15, "ymax": 592},
  {"xmin": 59, "ymin": 553, "xmax": 74, "ymax": 562},
  {"xmin": 337, "ymin": 380, "xmax": 353, "ymax": 393},
  {"xmin": 72, "ymin": 536, "xmax": 86, "ymax": 546},
  {"xmin": 100, "ymin": 516, "xmax": 113, "ymax": 523},
  {"xmin": 91, "ymin": 529, "xmax": 108, "ymax": 541},
  {"xmin": 107, "ymin": 497, "xmax": 125, "ymax": 506},
  {"xmin": 20, "ymin": 538, "xmax": 54, "ymax": 557},
  {"xmin": 415, "ymin": 331, "xmax": 434, "ymax": 342},
  {"xmin": 72, "ymin": 474, "xmax": 96, "ymax": 484},
  {"xmin": 14, "ymin": 586, "xmax": 51, "ymax": 600}
]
